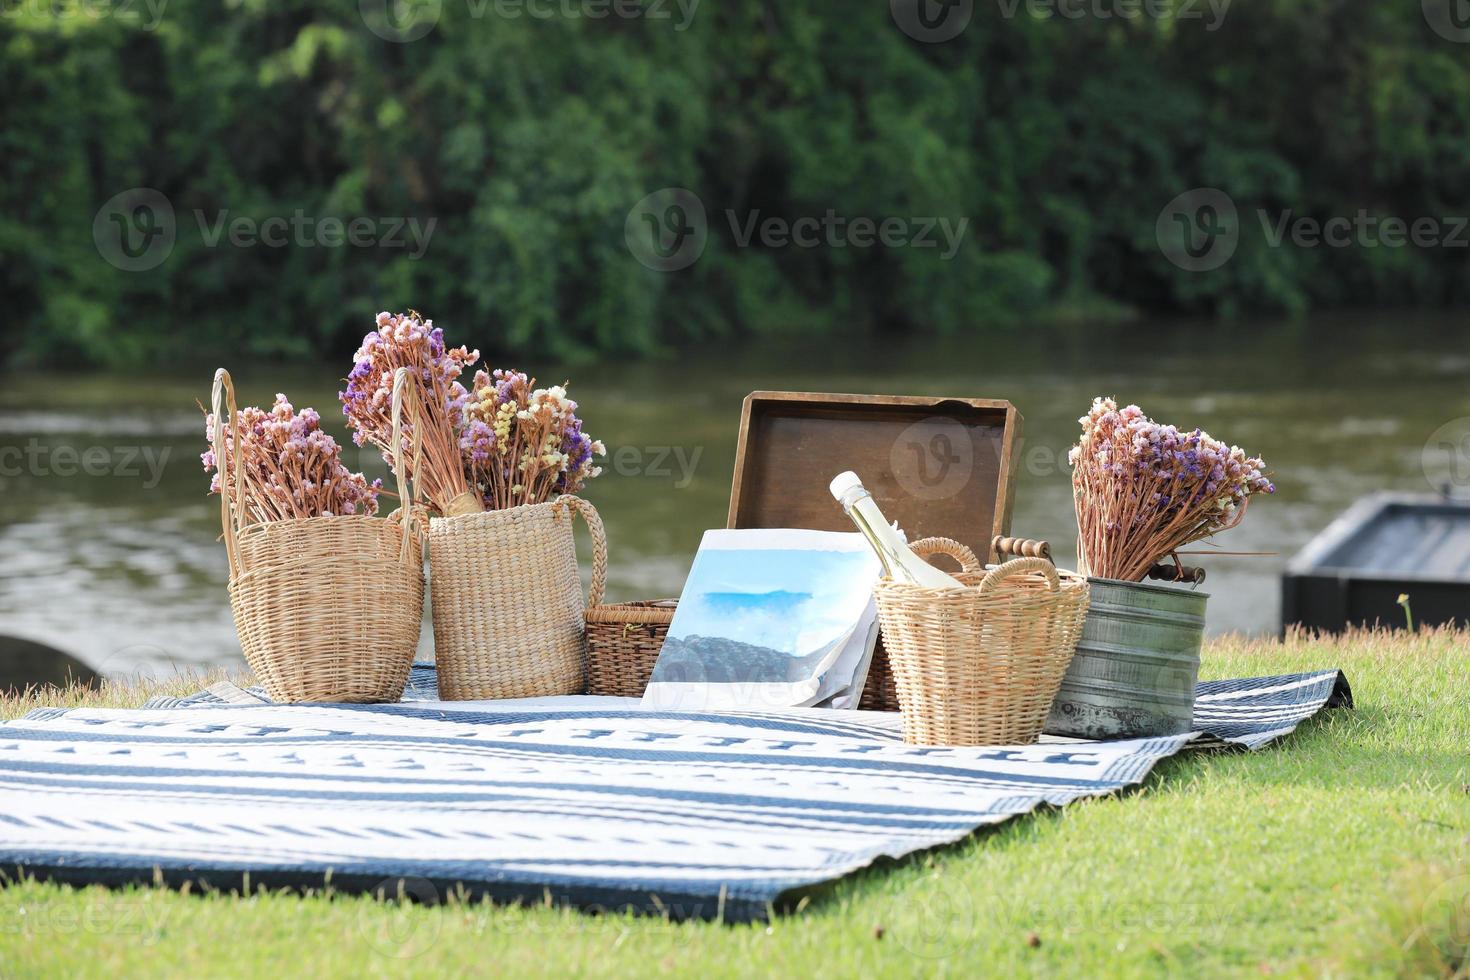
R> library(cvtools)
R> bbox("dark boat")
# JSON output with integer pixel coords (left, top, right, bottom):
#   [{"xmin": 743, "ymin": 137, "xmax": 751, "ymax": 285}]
[{"xmin": 1283, "ymin": 492, "xmax": 1470, "ymax": 633}]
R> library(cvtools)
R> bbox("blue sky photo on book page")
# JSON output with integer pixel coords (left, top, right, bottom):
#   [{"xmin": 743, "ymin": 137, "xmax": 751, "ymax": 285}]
[{"xmin": 641, "ymin": 529, "xmax": 882, "ymax": 711}]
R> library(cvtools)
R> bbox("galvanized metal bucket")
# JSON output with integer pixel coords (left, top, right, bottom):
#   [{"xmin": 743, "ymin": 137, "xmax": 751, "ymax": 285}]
[{"xmin": 1043, "ymin": 577, "xmax": 1207, "ymax": 739}]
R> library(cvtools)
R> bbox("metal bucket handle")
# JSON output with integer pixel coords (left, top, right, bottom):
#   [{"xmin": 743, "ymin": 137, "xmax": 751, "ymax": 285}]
[
  {"xmin": 977, "ymin": 556, "xmax": 1060, "ymax": 594},
  {"xmin": 992, "ymin": 535, "xmax": 1052, "ymax": 561}
]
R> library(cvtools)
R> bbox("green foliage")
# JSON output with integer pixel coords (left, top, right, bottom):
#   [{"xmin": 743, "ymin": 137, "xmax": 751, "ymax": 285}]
[{"xmin": 3, "ymin": 1, "xmax": 1469, "ymax": 366}]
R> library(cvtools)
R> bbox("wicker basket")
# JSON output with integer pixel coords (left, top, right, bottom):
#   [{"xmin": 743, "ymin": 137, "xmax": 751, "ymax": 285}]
[
  {"xmin": 211, "ymin": 369, "xmax": 425, "ymax": 704},
  {"xmin": 859, "ymin": 535, "xmax": 1055, "ymax": 712},
  {"xmin": 428, "ymin": 496, "xmax": 607, "ymax": 700},
  {"xmin": 874, "ymin": 538, "xmax": 1090, "ymax": 746},
  {"xmin": 584, "ymin": 600, "xmax": 678, "ymax": 697}
]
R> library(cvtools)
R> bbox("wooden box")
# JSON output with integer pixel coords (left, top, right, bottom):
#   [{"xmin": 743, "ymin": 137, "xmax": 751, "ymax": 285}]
[
  {"xmin": 727, "ymin": 391, "xmax": 1022, "ymax": 565},
  {"xmin": 726, "ymin": 392, "xmax": 1024, "ymax": 713}
]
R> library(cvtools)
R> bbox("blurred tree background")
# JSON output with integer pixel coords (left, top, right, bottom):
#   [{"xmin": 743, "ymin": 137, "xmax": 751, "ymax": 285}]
[{"xmin": 2, "ymin": 0, "xmax": 1469, "ymax": 367}]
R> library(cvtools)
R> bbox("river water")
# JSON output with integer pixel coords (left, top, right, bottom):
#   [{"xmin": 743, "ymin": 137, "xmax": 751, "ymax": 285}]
[{"xmin": 1, "ymin": 314, "xmax": 1466, "ymax": 678}]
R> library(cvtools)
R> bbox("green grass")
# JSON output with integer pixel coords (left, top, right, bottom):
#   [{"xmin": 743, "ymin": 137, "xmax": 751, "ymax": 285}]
[{"xmin": 2, "ymin": 629, "xmax": 1467, "ymax": 978}]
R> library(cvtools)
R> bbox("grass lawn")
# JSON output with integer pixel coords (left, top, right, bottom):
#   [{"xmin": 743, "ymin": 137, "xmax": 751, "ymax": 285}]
[{"xmin": 1, "ymin": 628, "xmax": 1467, "ymax": 978}]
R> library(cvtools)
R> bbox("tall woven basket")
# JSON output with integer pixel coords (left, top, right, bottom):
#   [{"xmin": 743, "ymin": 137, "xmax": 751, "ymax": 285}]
[
  {"xmin": 428, "ymin": 497, "xmax": 607, "ymax": 700},
  {"xmin": 211, "ymin": 369, "xmax": 425, "ymax": 704},
  {"xmin": 874, "ymin": 538, "xmax": 1090, "ymax": 746}
]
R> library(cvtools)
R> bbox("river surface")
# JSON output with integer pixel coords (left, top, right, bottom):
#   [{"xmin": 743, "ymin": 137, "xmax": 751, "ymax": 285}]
[{"xmin": 2, "ymin": 314, "xmax": 1466, "ymax": 678}]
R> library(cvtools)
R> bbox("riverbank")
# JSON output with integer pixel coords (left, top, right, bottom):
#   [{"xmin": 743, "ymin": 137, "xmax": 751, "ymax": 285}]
[{"xmin": 2, "ymin": 627, "xmax": 1465, "ymax": 977}]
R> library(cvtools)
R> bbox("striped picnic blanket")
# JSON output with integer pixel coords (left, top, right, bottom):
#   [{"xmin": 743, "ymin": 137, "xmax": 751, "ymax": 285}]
[{"xmin": 0, "ymin": 668, "xmax": 1349, "ymax": 921}]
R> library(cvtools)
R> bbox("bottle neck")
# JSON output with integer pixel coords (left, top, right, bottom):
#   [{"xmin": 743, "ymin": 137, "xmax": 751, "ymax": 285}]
[
  {"xmin": 843, "ymin": 493, "xmax": 899, "ymax": 580},
  {"xmin": 839, "ymin": 487, "xmax": 964, "ymax": 590}
]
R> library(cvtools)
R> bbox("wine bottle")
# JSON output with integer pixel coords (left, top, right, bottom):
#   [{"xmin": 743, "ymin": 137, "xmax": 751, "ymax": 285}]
[{"xmin": 829, "ymin": 471, "xmax": 964, "ymax": 589}]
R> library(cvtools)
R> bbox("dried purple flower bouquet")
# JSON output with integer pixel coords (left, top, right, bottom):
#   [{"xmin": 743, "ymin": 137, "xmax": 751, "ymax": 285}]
[
  {"xmin": 340, "ymin": 311, "xmax": 481, "ymax": 516},
  {"xmin": 340, "ymin": 311, "xmax": 605, "ymax": 515},
  {"xmin": 1070, "ymin": 397, "xmax": 1275, "ymax": 582}
]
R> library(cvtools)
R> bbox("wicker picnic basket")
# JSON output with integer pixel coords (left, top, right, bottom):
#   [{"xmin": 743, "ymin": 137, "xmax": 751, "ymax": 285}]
[
  {"xmin": 427, "ymin": 496, "xmax": 607, "ymax": 701},
  {"xmin": 874, "ymin": 537, "xmax": 1090, "ymax": 746},
  {"xmin": 211, "ymin": 369, "xmax": 425, "ymax": 704},
  {"xmin": 584, "ymin": 600, "xmax": 678, "ymax": 697},
  {"xmin": 858, "ymin": 536, "xmax": 1056, "ymax": 712}
]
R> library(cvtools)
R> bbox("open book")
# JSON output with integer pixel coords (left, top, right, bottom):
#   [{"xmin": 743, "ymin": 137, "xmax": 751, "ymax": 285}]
[{"xmin": 641, "ymin": 529, "xmax": 882, "ymax": 712}]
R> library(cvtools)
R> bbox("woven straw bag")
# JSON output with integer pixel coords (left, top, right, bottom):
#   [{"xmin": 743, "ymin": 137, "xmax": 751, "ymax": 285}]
[
  {"xmin": 585, "ymin": 600, "xmax": 678, "ymax": 697},
  {"xmin": 874, "ymin": 538, "xmax": 1090, "ymax": 746},
  {"xmin": 427, "ymin": 497, "xmax": 608, "ymax": 701},
  {"xmin": 211, "ymin": 369, "xmax": 425, "ymax": 704}
]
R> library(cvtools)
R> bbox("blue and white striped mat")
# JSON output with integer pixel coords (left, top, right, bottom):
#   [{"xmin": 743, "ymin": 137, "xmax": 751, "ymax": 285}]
[{"xmin": 0, "ymin": 667, "xmax": 1349, "ymax": 921}]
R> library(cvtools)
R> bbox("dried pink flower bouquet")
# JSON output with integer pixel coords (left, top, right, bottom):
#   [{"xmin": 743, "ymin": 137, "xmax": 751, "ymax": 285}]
[
  {"xmin": 1070, "ymin": 397, "xmax": 1274, "ymax": 582},
  {"xmin": 203, "ymin": 394, "xmax": 381, "ymax": 524}
]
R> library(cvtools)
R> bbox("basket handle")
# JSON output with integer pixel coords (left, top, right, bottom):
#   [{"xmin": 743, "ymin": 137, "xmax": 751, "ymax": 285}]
[
  {"xmin": 909, "ymin": 537, "xmax": 982, "ymax": 574},
  {"xmin": 390, "ymin": 368, "xmax": 428, "ymax": 568},
  {"xmin": 556, "ymin": 495, "xmax": 607, "ymax": 607},
  {"xmin": 210, "ymin": 368, "xmax": 247, "ymax": 577},
  {"xmin": 977, "ymin": 556, "xmax": 1061, "ymax": 594}
]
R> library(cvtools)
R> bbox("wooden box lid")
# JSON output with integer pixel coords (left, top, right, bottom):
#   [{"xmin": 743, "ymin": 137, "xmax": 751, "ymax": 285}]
[{"xmin": 727, "ymin": 391, "xmax": 1023, "ymax": 564}]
